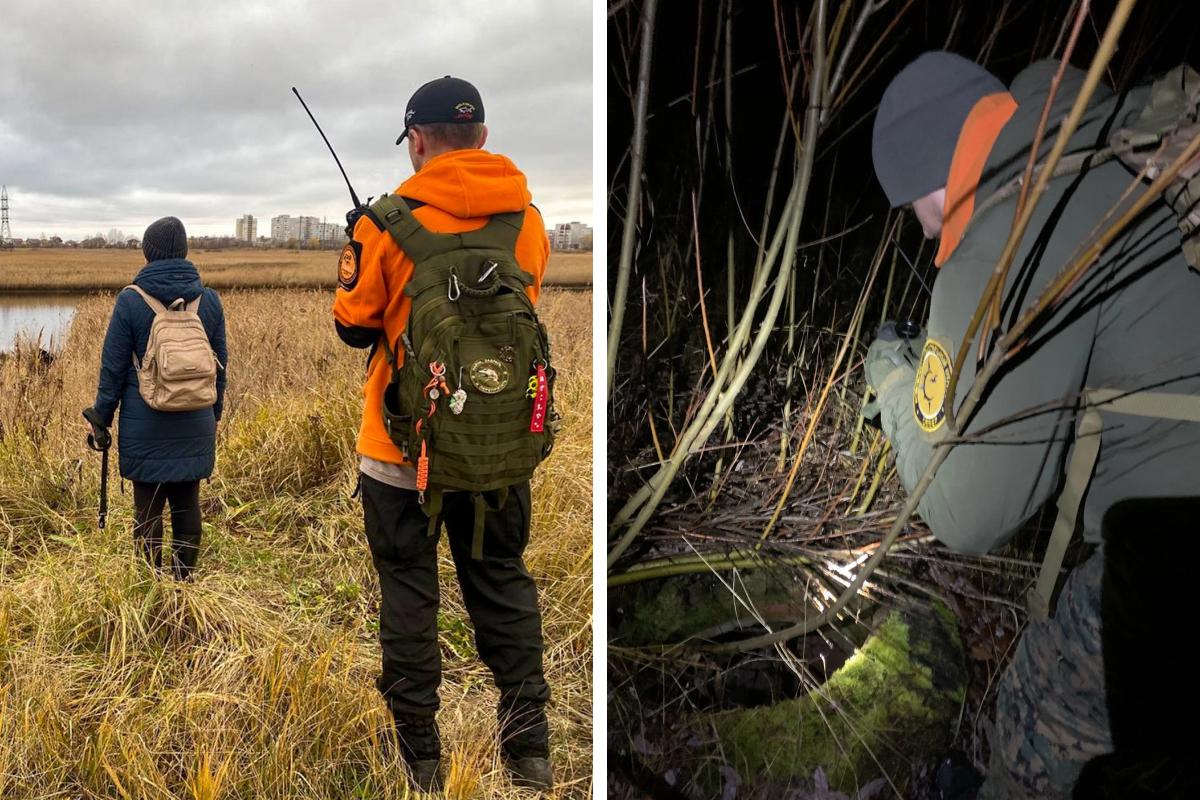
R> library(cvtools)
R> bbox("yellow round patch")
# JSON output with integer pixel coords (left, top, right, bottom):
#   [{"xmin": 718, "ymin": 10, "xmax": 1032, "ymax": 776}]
[{"xmin": 913, "ymin": 339, "xmax": 952, "ymax": 432}]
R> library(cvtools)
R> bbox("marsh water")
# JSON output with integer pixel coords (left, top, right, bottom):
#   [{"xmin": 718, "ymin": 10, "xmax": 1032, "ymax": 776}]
[{"xmin": 0, "ymin": 293, "xmax": 81, "ymax": 352}]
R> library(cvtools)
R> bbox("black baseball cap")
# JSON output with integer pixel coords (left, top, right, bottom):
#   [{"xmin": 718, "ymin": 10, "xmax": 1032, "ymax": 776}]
[{"xmin": 395, "ymin": 76, "xmax": 485, "ymax": 145}]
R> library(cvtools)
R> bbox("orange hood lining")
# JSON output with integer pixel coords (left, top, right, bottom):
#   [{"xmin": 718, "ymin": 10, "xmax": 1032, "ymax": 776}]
[{"xmin": 934, "ymin": 91, "xmax": 1018, "ymax": 267}]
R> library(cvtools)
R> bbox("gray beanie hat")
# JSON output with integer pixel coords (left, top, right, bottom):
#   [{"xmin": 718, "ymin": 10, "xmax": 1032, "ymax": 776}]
[
  {"xmin": 142, "ymin": 216, "xmax": 188, "ymax": 262},
  {"xmin": 872, "ymin": 51, "xmax": 1006, "ymax": 208}
]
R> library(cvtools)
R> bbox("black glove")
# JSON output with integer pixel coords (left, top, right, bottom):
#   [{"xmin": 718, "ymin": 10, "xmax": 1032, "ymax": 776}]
[{"xmin": 82, "ymin": 407, "xmax": 111, "ymax": 450}]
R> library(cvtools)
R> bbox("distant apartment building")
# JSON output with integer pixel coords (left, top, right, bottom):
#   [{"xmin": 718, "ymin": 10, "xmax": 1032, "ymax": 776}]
[
  {"xmin": 270, "ymin": 214, "xmax": 295, "ymax": 242},
  {"xmin": 269, "ymin": 214, "xmax": 346, "ymax": 245},
  {"xmin": 551, "ymin": 221, "xmax": 592, "ymax": 251},
  {"xmin": 298, "ymin": 216, "xmax": 316, "ymax": 241},
  {"xmin": 317, "ymin": 221, "xmax": 345, "ymax": 242},
  {"xmin": 235, "ymin": 214, "xmax": 257, "ymax": 243}
]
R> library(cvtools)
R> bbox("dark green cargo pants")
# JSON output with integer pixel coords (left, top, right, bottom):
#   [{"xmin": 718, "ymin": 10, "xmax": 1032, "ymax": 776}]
[{"xmin": 360, "ymin": 473, "xmax": 551, "ymax": 761}]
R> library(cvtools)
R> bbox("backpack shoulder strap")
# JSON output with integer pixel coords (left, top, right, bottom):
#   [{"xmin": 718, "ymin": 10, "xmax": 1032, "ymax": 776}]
[
  {"xmin": 1027, "ymin": 387, "xmax": 1200, "ymax": 619},
  {"xmin": 370, "ymin": 194, "xmax": 456, "ymax": 264},
  {"xmin": 186, "ymin": 292, "xmax": 203, "ymax": 313},
  {"xmin": 460, "ymin": 210, "xmax": 525, "ymax": 254},
  {"xmin": 125, "ymin": 284, "xmax": 167, "ymax": 315}
]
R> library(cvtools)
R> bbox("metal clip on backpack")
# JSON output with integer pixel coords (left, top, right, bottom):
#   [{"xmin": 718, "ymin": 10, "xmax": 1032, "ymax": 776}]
[{"xmin": 373, "ymin": 195, "xmax": 559, "ymax": 558}]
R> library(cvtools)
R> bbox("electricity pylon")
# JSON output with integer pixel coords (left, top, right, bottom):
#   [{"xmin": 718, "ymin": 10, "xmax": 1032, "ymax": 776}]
[{"xmin": 0, "ymin": 186, "xmax": 12, "ymax": 248}]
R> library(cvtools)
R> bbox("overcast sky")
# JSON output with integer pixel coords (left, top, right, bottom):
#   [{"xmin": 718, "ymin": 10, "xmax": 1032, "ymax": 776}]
[{"xmin": 0, "ymin": 0, "xmax": 592, "ymax": 241}]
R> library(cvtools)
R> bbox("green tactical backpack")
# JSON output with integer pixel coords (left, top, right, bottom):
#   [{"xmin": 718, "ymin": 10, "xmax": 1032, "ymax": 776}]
[
  {"xmin": 976, "ymin": 65, "xmax": 1200, "ymax": 271},
  {"xmin": 1109, "ymin": 64, "xmax": 1200, "ymax": 271},
  {"xmin": 371, "ymin": 194, "xmax": 560, "ymax": 555}
]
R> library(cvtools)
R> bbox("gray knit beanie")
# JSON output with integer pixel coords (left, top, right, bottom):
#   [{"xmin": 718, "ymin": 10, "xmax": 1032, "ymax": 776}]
[
  {"xmin": 142, "ymin": 216, "xmax": 188, "ymax": 262},
  {"xmin": 872, "ymin": 51, "xmax": 1006, "ymax": 208}
]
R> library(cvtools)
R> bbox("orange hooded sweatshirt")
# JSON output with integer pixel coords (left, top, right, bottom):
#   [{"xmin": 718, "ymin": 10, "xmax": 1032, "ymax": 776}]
[{"xmin": 332, "ymin": 149, "xmax": 549, "ymax": 464}]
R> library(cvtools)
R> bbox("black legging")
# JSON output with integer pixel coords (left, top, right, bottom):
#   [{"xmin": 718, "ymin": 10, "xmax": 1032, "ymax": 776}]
[{"xmin": 132, "ymin": 480, "xmax": 202, "ymax": 580}]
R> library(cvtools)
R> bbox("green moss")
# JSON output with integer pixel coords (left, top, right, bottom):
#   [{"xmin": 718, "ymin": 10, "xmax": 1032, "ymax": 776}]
[
  {"xmin": 706, "ymin": 603, "xmax": 966, "ymax": 794},
  {"xmin": 613, "ymin": 569, "xmax": 800, "ymax": 645}
]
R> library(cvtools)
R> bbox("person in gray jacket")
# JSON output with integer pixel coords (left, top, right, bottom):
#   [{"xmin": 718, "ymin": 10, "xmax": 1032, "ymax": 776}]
[{"xmin": 867, "ymin": 52, "xmax": 1200, "ymax": 799}]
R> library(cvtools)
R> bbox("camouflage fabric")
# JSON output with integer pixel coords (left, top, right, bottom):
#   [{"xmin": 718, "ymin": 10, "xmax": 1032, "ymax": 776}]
[{"xmin": 978, "ymin": 551, "xmax": 1111, "ymax": 799}]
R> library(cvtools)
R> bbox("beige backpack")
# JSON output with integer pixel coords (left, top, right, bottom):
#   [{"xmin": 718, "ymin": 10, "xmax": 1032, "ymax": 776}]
[{"xmin": 126, "ymin": 284, "xmax": 219, "ymax": 412}]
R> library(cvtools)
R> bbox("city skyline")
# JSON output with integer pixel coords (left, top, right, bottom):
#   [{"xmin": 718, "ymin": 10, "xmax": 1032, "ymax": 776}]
[
  {"xmin": 0, "ymin": 188, "xmax": 594, "ymax": 242},
  {"xmin": 1, "ymin": 208, "xmax": 595, "ymax": 249}
]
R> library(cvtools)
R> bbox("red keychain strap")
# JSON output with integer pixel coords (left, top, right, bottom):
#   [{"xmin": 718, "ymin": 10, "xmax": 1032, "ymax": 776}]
[{"xmin": 529, "ymin": 362, "xmax": 548, "ymax": 433}]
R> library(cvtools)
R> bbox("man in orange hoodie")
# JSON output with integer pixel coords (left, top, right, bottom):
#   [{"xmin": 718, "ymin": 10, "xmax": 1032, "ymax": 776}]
[{"xmin": 333, "ymin": 76, "xmax": 552, "ymax": 793}]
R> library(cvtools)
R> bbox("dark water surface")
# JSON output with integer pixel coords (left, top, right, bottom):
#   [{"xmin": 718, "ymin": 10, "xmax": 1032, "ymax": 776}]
[{"xmin": 0, "ymin": 293, "xmax": 81, "ymax": 352}]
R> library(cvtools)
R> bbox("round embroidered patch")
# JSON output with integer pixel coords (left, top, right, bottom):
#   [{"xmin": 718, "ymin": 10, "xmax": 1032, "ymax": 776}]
[
  {"xmin": 469, "ymin": 358, "xmax": 510, "ymax": 394},
  {"xmin": 913, "ymin": 339, "xmax": 952, "ymax": 432},
  {"xmin": 337, "ymin": 243, "xmax": 359, "ymax": 289}
]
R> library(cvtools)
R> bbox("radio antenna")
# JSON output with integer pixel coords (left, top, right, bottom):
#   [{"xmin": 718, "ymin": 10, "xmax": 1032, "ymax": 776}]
[{"xmin": 292, "ymin": 87, "xmax": 363, "ymax": 209}]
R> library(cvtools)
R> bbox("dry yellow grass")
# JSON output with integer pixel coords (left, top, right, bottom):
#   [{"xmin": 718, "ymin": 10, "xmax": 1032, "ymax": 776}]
[
  {"xmin": 539, "ymin": 252, "xmax": 592, "ymax": 286},
  {"xmin": 0, "ymin": 249, "xmax": 592, "ymax": 291},
  {"xmin": 0, "ymin": 288, "xmax": 592, "ymax": 798}
]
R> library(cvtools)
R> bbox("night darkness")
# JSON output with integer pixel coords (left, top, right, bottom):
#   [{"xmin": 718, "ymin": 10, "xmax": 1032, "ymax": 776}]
[
  {"xmin": 608, "ymin": 3, "xmax": 1200, "ymax": 798},
  {"xmin": 607, "ymin": 0, "xmax": 1200, "ymax": 493},
  {"xmin": 608, "ymin": 1, "xmax": 1200, "ymax": 241}
]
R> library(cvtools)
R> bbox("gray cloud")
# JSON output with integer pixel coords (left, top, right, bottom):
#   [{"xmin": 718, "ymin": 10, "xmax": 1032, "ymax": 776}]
[{"xmin": 0, "ymin": 0, "xmax": 592, "ymax": 240}]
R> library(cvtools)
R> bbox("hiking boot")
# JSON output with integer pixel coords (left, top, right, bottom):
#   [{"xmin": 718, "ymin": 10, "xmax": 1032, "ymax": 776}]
[
  {"xmin": 499, "ymin": 699, "xmax": 549, "ymax": 751},
  {"xmin": 406, "ymin": 758, "xmax": 443, "ymax": 794},
  {"xmin": 499, "ymin": 697, "xmax": 552, "ymax": 791},
  {"xmin": 388, "ymin": 710, "xmax": 442, "ymax": 792},
  {"xmin": 506, "ymin": 755, "xmax": 553, "ymax": 792}
]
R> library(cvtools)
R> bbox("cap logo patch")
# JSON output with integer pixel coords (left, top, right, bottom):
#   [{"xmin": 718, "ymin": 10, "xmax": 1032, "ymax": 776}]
[
  {"xmin": 454, "ymin": 101, "xmax": 475, "ymax": 121},
  {"xmin": 913, "ymin": 339, "xmax": 951, "ymax": 432},
  {"xmin": 405, "ymin": 109, "xmax": 416, "ymax": 122}
]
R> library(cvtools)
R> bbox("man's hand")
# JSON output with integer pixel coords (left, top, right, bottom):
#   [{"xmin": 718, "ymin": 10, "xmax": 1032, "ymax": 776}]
[{"xmin": 865, "ymin": 321, "xmax": 924, "ymax": 393}]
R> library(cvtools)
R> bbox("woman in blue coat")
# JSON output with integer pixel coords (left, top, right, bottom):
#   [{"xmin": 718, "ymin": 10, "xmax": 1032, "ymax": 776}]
[{"xmin": 85, "ymin": 216, "xmax": 227, "ymax": 579}]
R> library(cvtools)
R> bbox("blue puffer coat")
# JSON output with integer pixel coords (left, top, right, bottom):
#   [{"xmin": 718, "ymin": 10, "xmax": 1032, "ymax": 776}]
[{"xmin": 93, "ymin": 259, "xmax": 228, "ymax": 483}]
